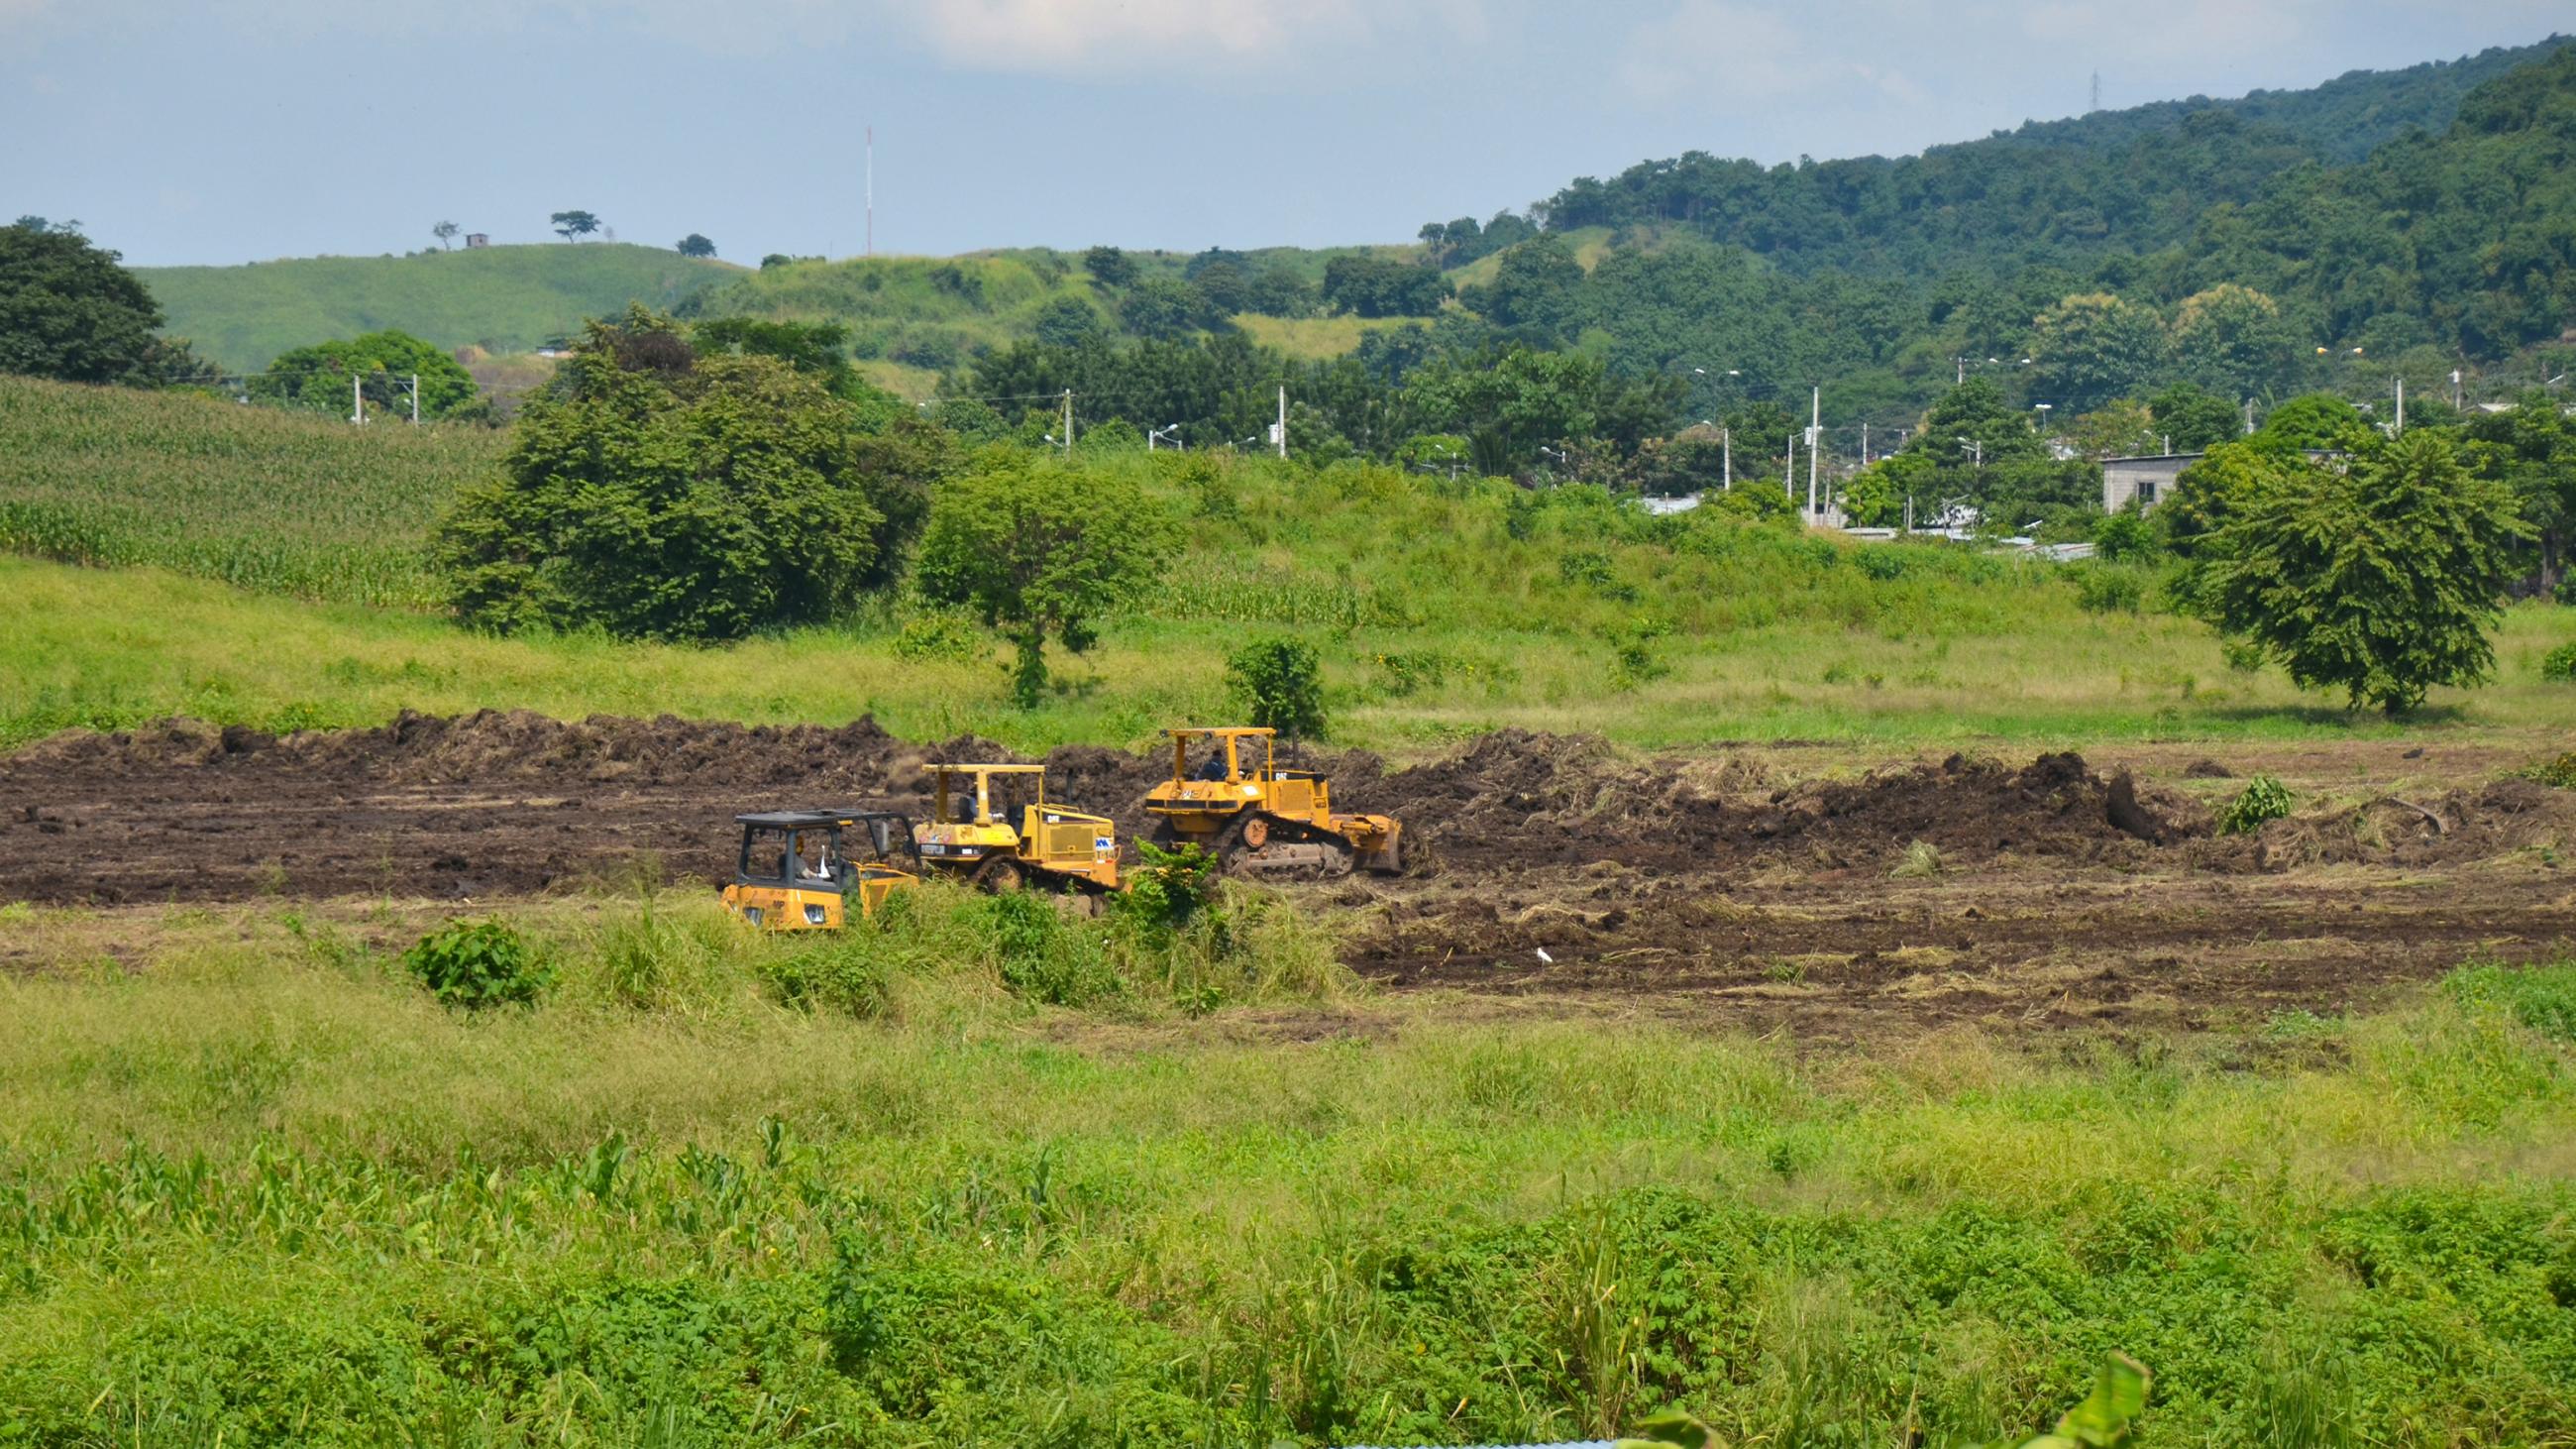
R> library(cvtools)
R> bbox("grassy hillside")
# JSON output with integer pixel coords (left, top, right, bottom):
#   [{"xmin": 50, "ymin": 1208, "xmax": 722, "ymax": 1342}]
[
  {"xmin": 140, "ymin": 243, "xmax": 739, "ymax": 370},
  {"xmin": 681, "ymin": 244, "xmax": 1435, "ymax": 382}
]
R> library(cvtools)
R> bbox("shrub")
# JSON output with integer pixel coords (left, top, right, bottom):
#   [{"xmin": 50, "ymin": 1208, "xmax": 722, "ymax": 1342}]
[
  {"xmin": 2218, "ymin": 774, "xmax": 2295, "ymax": 835},
  {"xmin": 2532, "ymin": 752, "xmax": 2576, "ymax": 790},
  {"xmin": 2443, "ymin": 961, "xmax": 2576, "ymax": 1044},
  {"xmin": 1889, "ymin": 840, "xmax": 1943, "ymax": 879},
  {"xmin": 2541, "ymin": 641, "xmax": 2576, "ymax": 682},
  {"xmin": 2072, "ymin": 564, "xmax": 2146, "ymax": 613},
  {"xmin": 402, "ymin": 919, "xmax": 550, "ymax": 1009},
  {"xmin": 1114, "ymin": 840, "xmax": 1219, "ymax": 937},
  {"xmin": 891, "ymin": 611, "xmax": 990, "ymax": 665},
  {"xmin": 1226, "ymin": 635, "xmax": 1329, "ymax": 739},
  {"xmin": 1605, "ymin": 618, "xmax": 1674, "ymax": 690},
  {"xmin": 2093, "ymin": 509, "xmax": 2163, "ymax": 563},
  {"xmin": 975, "ymin": 890, "xmax": 1116, "ymax": 1006},
  {"xmin": 759, "ymin": 932, "xmax": 893, "ymax": 1019}
]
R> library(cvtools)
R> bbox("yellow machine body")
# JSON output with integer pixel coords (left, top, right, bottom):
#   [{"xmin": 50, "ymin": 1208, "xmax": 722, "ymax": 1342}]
[
  {"xmin": 914, "ymin": 764, "xmax": 1121, "ymax": 892},
  {"xmin": 1142, "ymin": 726, "xmax": 1403, "ymax": 875},
  {"xmin": 720, "ymin": 810, "xmax": 921, "ymax": 931}
]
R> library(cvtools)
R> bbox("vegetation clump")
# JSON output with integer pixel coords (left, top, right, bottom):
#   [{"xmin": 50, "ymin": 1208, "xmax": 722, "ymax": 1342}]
[
  {"xmin": 1226, "ymin": 634, "xmax": 1330, "ymax": 739},
  {"xmin": 2541, "ymin": 640, "xmax": 2576, "ymax": 682},
  {"xmin": 2218, "ymin": 774, "xmax": 2295, "ymax": 835},
  {"xmin": 436, "ymin": 308, "xmax": 930, "ymax": 642},
  {"xmin": 402, "ymin": 918, "xmax": 549, "ymax": 1009}
]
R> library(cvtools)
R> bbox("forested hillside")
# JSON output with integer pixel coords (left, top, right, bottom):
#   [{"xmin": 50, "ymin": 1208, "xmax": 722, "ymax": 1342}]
[{"xmin": 1516, "ymin": 37, "xmax": 2567, "ymax": 275}]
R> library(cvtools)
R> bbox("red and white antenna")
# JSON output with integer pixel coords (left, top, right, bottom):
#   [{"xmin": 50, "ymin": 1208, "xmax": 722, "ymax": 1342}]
[{"xmin": 865, "ymin": 124, "xmax": 874, "ymax": 258}]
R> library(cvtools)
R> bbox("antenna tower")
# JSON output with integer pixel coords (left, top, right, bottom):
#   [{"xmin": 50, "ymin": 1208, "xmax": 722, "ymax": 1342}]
[
  {"xmin": 865, "ymin": 125, "xmax": 875, "ymax": 258},
  {"xmin": 2090, "ymin": 71, "xmax": 2101, "ymax": 112}
]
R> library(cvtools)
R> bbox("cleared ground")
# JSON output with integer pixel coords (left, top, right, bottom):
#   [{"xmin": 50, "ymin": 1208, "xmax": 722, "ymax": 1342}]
[{"xmin": 6, "ymin": 714, "xmax": 2568, "ymax": 1037}]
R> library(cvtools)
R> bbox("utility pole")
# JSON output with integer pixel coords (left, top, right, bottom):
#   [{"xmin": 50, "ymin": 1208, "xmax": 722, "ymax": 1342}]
[
  {"xmin": 1721, "ymin": 427, "xmax": 1732, "ymax": 491},
  {"xmin": 2243, "ymin": 397, "xmax": 2255, "ymax": 436},
  {"xmin": 1783, "ymin": 433, "xmax": 1794, "ymax": 501},
  {"xmin": 2451, "ymin": 369, "xmax": 2463, "ymax": 410},
  {"xmin": 1860, "ymin": 422, "xmax": 1870, "ymax": 467},
  {"xmin": 2394, "ymin": 377, "xmax": 2404, "ymax": 433},
  {"xmin": 1806, "ymin": 386, "xmax": 1820, "ymax": 518},
  {"xmin": 351, "ymin": 374, "xmax": 363, "ymax": 425},
  {"xmin": 409, "ymin": 374, "xmax": 420, "ymax": 425},
  {"xmin": 1060, "ymin": 389, "xmax": 1074, "ymax": 454},
  {"xmin": 1275, "ymin": 385, "xmax": 1287, "ymax": 460}
]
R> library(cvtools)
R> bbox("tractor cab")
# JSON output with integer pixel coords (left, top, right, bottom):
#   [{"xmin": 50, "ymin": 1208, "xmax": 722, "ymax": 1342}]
[
  {"xmin": 914, "ymin": 764, "xmax": 1121, "ymax": 894},
  {"xmin": 721, "ymin": 809, "xmax": 921, "ymax": 931}
]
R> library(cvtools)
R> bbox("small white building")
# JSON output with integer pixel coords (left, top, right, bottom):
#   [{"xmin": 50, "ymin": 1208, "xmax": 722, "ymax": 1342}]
[{"xmin": 2100, "ymin": 454, "xmax": 2200, "ymax": 513}]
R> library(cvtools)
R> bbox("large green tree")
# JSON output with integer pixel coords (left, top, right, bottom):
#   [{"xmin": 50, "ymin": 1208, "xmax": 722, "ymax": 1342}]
[
  {"xmin": 0, "ymin": 221, "xmax": 170, "ymax": 386},
  {"xmin": 913, "ymin": 456, "xmax": 1175, "ymax": 706},
  {"xmin": 2462, "ymin": 387, "xmax": 2576, "ymax": 594},
  {"xmin": 2186, "ymin": 430, "xmax": 2527, "ymax": 713},
  {"xmin": 437, "ymin": 308, "xmax": 912, "ymax": 641},
  {"xmin": 2030, "ymin": 293, "xmax": 2170, "ymax": 414},
  {"xmin": 252, "ymin": 330, "xmax": 478, "ymax": 419}
]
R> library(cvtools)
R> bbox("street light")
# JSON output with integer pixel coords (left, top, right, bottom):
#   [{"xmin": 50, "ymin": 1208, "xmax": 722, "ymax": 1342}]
[
  {"xmin": 2033, "ymin": 402, "xmax": 2054, "ymax": 432},
  {"xmin": 1147, "ymin": 423, "xmax": 1184, "ymax": 451}
]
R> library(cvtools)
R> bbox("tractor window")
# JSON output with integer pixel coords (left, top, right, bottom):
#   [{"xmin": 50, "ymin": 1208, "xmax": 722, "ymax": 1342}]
[
  {"xmin": 741, "ymin": 826, "xmax": 796, "ymax": 883},
  {"xmin": 1193, "ymin": 745, "xmax": 1230, "ymax": 782},
  {"xmin": 860, "ymin": 816, "xmax": 902, "ymax": 862},
  {"xmin": 793, "ymin": 830, "xmax": 837, "ymax": 882}
]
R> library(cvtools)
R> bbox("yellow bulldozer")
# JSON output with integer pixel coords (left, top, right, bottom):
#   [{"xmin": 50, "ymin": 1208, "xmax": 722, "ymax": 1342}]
[
  {"xmin": 720, "ymin": 809, "xmax": 922, "ymax": 931},
  {"xmin": 913, "ymin": 763, "xmax": 1123, "ymax": 899},
  {"xmin": 1142, "ymin": 726, "xmax": 1402, "ymax": 876}
]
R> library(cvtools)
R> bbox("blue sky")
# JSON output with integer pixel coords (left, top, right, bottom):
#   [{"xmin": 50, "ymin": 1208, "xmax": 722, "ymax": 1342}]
[{"xmin": 4, "ymin": 1, "xmax": 2567, "ymax": 268}]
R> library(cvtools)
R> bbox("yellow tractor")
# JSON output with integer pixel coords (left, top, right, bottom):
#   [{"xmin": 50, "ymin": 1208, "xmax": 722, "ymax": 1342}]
[
  {"xmin": 1143, "ymin": 726, "xmax": 1402, "ymax": 876},
  {"xmin": 913, "ymin": 763, "xmax": 1122, "ymax": 899},
  {"xmin": 721, "ymin": 809, "xmax": 921, "ymax": 931}
]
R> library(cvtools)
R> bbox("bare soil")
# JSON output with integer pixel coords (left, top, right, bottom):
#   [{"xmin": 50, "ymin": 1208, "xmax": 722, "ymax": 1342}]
[{"xmin": 4, "ymin": 712, "xmax": 2569, "ymax": 1036}]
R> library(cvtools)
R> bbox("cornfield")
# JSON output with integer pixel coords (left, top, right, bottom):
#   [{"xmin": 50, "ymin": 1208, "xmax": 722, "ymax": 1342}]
[{"xmin": 0, "ymin": 375, "xmax": 502, "ymax": 609}]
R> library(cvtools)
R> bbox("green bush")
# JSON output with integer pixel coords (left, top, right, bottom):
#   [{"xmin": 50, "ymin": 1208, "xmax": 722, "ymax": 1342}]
[
  {"xmin": 2531, "ymin": 752, "xmax": 2576, "ymax": 790},
  {"xmin": 402, "ymin": 919, "xmax": 550, "ymax": 1009},
  {"xmin": 2443, "ymin": 961, "xmax": 2576, "ymax": 1044},
  {"xmin": 1114, "ymin": 840, "xmax": 1219, "ymax": 938},
  {"xmin": 2218, "ymin": 774, "xmax": 2295, "ymax": 835},
  {"xmin": 974, "ymin": 890, "xmax": 1117, "ymax": 1006},
  {"xmin": 890, "ymin": 610, "xmax": 990, "ymax": 665},
  {"xmin": 2093, "ymin": 509, "xmax": 2163, "ymax": 563},
  {"xmin": 1226, "ymin": 635, "xmax": 1330, "ymax": 739},
  {"xmin": 2541, "ymin": 640, "xmax": 2576, "ymax": 682},
  {"xmin": 2072, "ymin": 564, "xmax": 2147, "ymax": 613},
  {"xmin": 759, "ymin": 932, "xmax": 893, "ymax": 1019}
]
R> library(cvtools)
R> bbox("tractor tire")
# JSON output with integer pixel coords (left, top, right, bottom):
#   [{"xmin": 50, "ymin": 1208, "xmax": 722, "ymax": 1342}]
[{"xmin": 973, "ymin": 857, "xmax": 1026, "ymax": 894}]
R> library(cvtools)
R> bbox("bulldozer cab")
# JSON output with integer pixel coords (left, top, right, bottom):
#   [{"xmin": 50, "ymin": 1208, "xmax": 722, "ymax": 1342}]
[
  {"xmin": 1161, "ymin": 726, "xmax": 1324, "ymax": 814},
  {"xmin": 724, "ymin": 809, "xmax": 921, "ymax": 930}
]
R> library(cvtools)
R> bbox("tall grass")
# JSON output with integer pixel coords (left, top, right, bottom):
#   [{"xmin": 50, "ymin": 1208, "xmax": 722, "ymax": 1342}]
[
  {"xmin": 0, "ymin": 375, "xmax": 498, "ymax": 607},
  {"xmin": 1, "ymin": 902, "xmax": 2570, "ymax": 1444}
]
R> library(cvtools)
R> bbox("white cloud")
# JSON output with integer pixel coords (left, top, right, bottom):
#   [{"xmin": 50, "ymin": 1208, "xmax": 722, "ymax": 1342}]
[{"xmin": 2, "ymin": 0, "xmax": 1491, "ymax": 75}]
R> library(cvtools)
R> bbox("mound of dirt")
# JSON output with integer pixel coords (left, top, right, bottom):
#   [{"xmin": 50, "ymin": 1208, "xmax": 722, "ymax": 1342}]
[
  {"xmin": 1371, "ymin": 734, "xmax": 2204, "ymax": 875},
  {"xmin": 2219, "ymin": 776, "xmax": 2576, "ymax": 871}
]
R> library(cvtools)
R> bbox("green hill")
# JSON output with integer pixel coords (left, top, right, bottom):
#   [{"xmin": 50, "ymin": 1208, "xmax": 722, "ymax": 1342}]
[{"xmin": 139, "ymin": 244, "xmax": 740, "ymax": 370}]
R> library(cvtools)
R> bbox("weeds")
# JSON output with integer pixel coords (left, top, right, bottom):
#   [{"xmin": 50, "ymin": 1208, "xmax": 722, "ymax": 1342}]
[
  {"xmin": 1890, "ymin": 839, "xmax": 1945, "ymax": 879},
  {"xmin": 2219, "ymin": 774, "xmax": 2295, "ymax": 834},
  {"xmin": 402, "ymin": 919, "xmax": 550, "ymax": 1009}
]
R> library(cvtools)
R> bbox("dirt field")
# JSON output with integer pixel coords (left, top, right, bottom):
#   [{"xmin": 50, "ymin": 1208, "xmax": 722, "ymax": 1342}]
[{"xmin": 4, "ymin": 712, "xmax": 2570, "ymax": 1035}]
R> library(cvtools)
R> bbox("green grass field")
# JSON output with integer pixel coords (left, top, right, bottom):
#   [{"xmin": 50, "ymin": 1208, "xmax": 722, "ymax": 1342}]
[
  {"xmin": 1, "ymin": 888, "xmax": 2570, "ymax": 1444},
  {"xmin": 5, "ymin": 375, "xmax": 2573, "ymax": 755},
  {"xmin": 139, "ymin": 244, "xmax": 739, "ymax": 370}
]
